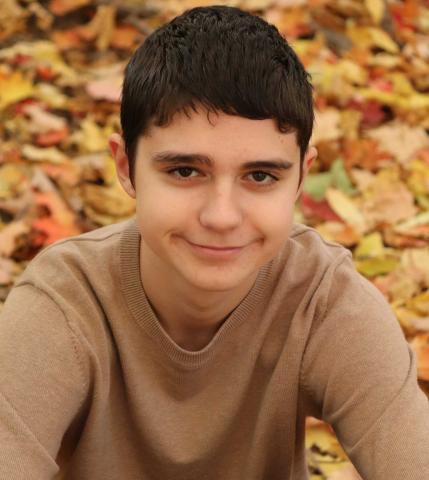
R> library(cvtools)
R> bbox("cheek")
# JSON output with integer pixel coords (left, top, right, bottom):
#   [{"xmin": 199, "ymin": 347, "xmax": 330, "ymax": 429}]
[
  {"xmin": 136, "ymin": 185, "xmax": 196, "ymax": 234},
  {"xmin": 250, "ymin": 198, "xmax": 296, "ymax": 261}
]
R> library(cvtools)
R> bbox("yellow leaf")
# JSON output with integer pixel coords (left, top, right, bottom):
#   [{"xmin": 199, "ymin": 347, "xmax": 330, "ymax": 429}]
[
  {"xmin": 22, "ymin": 144, "xmax": 68, "ymax": 164},
  {"xmin": 35, "ymin": 83, "xmax": 68, "ymax": 108},
  {"xmin": 388, "ymin": 72, "xmax": 416, "ymax": 96},
  {"xmin": 354, "ymin": 232, "xmax": 385, "ymax": 259},
  {"xmin": 406, "ymin": 160, "xmax": 429, "ymax": 198},
  {"xmin": 346, "ymin": 23, "xmax": 399, "ymax": 54},
  {"xmin": 81, "ymin": 181, "xmax": 135, "ymax": 218},
  {"xmin": 306, "ymin": 423, "xmax": 349, "ymax": 478},
  {"xmin": 407, "ymin": 291, "xmax": 429, "ymax": 316},
  {"xmin": 394, "ymin": 211, "xmax": 429, "ymax": 235},
  {"xmin": 337, "ymin": 59, "xmax": 368, "ymax": 85},
  {"xmin": 325, "ymin": 188, "xmax": 368, "ymax": 234},
  {"xmin": 0, "ymin": 71, "xmax": 34, "ymax": 110},
  {"xmin": 367, "ymin": 53, "xmax": 401, "ymax": 68},
  {"xmin": 0, "ymin": 41, "xmax": 77, "ymax": 81},
  {"xmin": 410, "ymin": 334, "xmax": 429, "ymax": 381},
  {"xmin": 70, "ymin": 116, "xmax": 113, "ymax": 153},
  {"xmin": 355, "ymin": 256, "xmax": 399, "ymax": 277},
  {"xmin": 0, "ymin": 164, "xmax": 31, "ymax": 199},
  {"xmin": 364, "ymin": 0, "xmax": 385, "ymax": 25}
]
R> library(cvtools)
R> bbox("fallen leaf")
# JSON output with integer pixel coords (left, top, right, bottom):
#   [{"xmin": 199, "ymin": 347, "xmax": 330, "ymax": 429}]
[
  {"xmin": 410, "ymin": 334, "xmax": 429, "ymax": 381},
  {"xmin": 366, "ymin": 121, "xmax": 429, "ymax": 165},
  {"xmin": 300, "ymin": 192, "xmax": 343, "ymax": 223},
  {"xmin": 110, "ymin": 24, "xmax": 141, "ymax": 50},
  {"xmin": 22, "ymin": 144, "xmax": 68, "ymax": 164},
  {"xmin": 316, "ymin": 221, "xmax": 361, "ymax": 247},
  {"xmin": 0, "ymin": 257, "xmax": 22, "ymax": 286},
  {"xmin": 49, "ymin": 0, "xmax": 91, "ymax": 16},
  {"xmin": 0, "ymin": 163, "xmax": 31, "ymax": 199},
  {"xmin": 85, "ymin": 76, "xmax": 122, "ymax": 102},
  {"xmin": 23, "ymin": 103, "xmax": 67, "ymax": 134},
  {"xmin": 36, "ymin": 128, "xmax": 70, "ymax": 147},
  {"xmin": 327, "ymin": 463, "xmax": 363, "ymax": 480},
  {"xmin": 325, "ymin": 188, "xmax": 368, "ymax": 234},
  {"xmin": 0, "ymin": 219, "xmax": 30, "ymax": 257},
  {"xmin": 364, "ymin": 0, "xmax": 385, "ymax": 25},
  {"xmin": 31, "ymin": 190, "xmax": 81, "ymax": 245},
  {"xmin": 0, "ymin": 71, "xmax": 34, "ymax": 110},
  {"xmin": 346, "ymin": 24, "xmax": 399, "ymax": 54},
  {"xmin": 394, "ymin": 211, "xmax": 429, "ymax": 238},
  {"xmin": 304, "ymin": 159, "xmax": 356, "ymax": 201},
  {"xmin": 359, "ymin": 167, "xmax": 418, "ymax": 226}
]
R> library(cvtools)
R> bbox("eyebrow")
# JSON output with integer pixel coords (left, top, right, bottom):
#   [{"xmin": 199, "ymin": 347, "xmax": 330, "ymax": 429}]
[{"xmin": 151, "ymin": 151, "xmax": 294, "ymax": 171}]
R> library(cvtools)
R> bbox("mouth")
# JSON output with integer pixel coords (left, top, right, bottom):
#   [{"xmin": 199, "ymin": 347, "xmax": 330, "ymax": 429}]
[
  {"xmin": 184, "ymin": 239, "xmax": 246, "ymax": 259},
  {"xmin": 190, "ymin": 242, "xmax": 243, "ymax": 250}
]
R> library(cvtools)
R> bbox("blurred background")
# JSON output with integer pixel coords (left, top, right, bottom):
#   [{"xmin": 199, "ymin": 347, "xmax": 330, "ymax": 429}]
[{"xmin": 1, "ymin": 0, "xmax": 429, "ymax": 478}]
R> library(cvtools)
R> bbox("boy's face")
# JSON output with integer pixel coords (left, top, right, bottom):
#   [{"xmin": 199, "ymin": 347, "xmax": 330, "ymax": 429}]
[{"xmin": 110, "ymin": 107, "xmax": 317, "ymax": 293}]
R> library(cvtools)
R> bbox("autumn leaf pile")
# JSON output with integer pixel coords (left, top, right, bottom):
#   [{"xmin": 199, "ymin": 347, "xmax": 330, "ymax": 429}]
[{"xmin": 1, "ymin": 1, "xmax": 429, "ymax": 478}]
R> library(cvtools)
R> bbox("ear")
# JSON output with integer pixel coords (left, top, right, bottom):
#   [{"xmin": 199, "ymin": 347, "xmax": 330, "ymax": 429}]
[
  {"xmin": 295, "ymin": 146, "xmax": 317, "ymax": 201},
  {"xmin": 109, "ymin": 133, "xmax": 136, "ymax": 199}
]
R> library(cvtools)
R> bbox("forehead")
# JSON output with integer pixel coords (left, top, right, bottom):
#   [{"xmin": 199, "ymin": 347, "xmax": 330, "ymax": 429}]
[{"xmin": 137, "ymin": 107, "xmax": 300, "ymax": 160}]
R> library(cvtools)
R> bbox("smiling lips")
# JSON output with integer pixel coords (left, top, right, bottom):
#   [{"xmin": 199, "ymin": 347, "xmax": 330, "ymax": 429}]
[
  {"xmin": 193, "ymin": 243, "xmax": 242, "ymax": 250},
  {"xmin": 185, "ymin": 239, "xmax": 246, "ymax": 259}
]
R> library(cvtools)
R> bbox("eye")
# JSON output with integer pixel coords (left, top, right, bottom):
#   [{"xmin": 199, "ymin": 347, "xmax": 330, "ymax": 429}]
[
  {"xmin": 168, "ymin": 167, "xmax": 200, "ymax": 179},
  {"xmin": 247, "ymin": 171, "xmax": 278, "ymax": 185}
]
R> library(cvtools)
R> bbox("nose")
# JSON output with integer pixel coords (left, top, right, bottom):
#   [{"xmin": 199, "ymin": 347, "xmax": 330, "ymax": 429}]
[{"xmin": 198, "ymin": 182, "xmax": 243, "ymax": 232}]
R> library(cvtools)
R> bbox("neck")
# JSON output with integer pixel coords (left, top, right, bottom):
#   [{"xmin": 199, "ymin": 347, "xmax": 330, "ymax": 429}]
[{"xmin": 139, "ymin": 246, "xmax": 257, "ymax": 351}]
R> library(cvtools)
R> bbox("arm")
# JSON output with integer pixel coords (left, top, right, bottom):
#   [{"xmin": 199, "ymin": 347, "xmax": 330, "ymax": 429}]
[
  {"xmin": 301, "ymin": 254, "xmax": 429, "ymax": 480},
  {"xmin": 0, "ymin": 283, "xmax": 89, "ymax": 479}
]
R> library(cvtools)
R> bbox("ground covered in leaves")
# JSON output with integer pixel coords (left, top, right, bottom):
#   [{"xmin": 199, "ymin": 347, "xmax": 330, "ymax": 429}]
[{"xmin": 1, "ymin": 0, "xmax": 429, "ymax": 478}]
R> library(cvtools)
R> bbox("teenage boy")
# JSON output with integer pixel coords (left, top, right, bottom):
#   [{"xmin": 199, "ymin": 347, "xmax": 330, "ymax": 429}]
[{"xmin": 1, "ymin": 5, "xmax": 428, "ymax": 480}]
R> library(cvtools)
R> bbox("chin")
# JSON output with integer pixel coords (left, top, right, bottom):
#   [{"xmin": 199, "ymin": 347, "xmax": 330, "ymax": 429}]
[
  {"xmin": 187, "ymin": 278, "xmax": 239, "ymax": 293},
  {"xmin": 183, "ymin": 268, "xmax": 256, "ymax": 293}
]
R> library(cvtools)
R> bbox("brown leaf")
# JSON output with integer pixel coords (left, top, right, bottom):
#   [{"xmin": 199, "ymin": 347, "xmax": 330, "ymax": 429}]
[{"xmin": 0, "ymin": 220, "xmax": 30, "ymax": 257}]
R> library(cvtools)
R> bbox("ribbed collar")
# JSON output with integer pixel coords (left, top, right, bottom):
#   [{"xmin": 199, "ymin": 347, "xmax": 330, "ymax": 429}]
[{"xmin": 119, "ymin": 215, "xmax": 274, "ymax": 369}]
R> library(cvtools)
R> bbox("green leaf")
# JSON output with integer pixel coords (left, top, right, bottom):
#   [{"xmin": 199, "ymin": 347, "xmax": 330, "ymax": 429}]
[
  {"xmin": 303, "ymin": 171, "xmax": 333, "ymax": 201},
  {"xmin": 331, "ymin": 158, "xmax": 357, "ymax": 196}
]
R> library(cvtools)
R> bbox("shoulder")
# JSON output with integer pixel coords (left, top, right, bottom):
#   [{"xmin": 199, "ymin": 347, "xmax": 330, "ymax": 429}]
[
  {"xmin": 11, "ymin": 216, "xmax": 136, "ymax": 330},
  {"xmin": 288, "ymin": 222, "xmax": 352, "ymax": 263},
  {"xmin": 273, "ymin": 222, "xmax": 354, "ymax": 293}
]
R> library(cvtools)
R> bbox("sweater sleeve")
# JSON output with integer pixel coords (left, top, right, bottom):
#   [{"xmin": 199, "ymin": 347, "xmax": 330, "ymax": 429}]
[
  {"xmin": 0, "ymin": 283, "xmax": 89, "ymax": 479},
  {"xmin": 301, "ymin": 253, "xmax": 429, "ymax": 480}
]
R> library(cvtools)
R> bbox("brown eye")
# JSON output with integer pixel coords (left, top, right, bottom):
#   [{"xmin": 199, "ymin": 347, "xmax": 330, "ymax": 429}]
[
  {"xmin": 167, "ymin": 167, "xmax": 199, "ymax": 179},
  {"xmin": 252, "ymin": 172, "xmax": 269, "ymax": 182},
  {"xmin": 176, "ymin": 167, "xmax": 194, "ymax": 178},
  {"xmin": 247, "ymin": 171, "xmax": 278, "ymax": 185}
]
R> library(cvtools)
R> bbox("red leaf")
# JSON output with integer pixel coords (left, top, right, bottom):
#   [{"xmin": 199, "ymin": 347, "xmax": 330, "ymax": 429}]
[{"xmin": 300, "ymin": 192, "xmax": 343, "ymax": 222}]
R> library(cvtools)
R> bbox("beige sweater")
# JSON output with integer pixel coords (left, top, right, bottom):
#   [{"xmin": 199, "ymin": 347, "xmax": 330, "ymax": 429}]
[{"xmin": 1, "ymin": 215, "xmax": 428, "ymax": 479}]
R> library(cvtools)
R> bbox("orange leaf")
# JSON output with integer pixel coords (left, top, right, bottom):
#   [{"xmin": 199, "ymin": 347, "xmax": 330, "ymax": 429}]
[
  {"xmin": 110, "ymin": 25, "xmax": 141, "ymax": 50},
  {"xmin": 49, "ymin": 0, "xmax": 91, "ymax": 16},
  {"xmin": 50, "ymin": 29, "xmax": 83, "ymax": 50},
  {"xmin": 35, "ymin": 128, "xmax": 69, "ymax": 147},
  {"xmin": 31, "ymin": 191, "xmax": 81, "ymax": 245},
  {"xmin": 410, "ymin": 334, "xmax": 429, "ymax": 381}
]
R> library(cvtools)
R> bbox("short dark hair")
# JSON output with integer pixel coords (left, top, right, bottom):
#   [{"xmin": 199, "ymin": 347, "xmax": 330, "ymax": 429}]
[{"xmin": 120, "ymin": 5, "xmax": 314, "ymax": 189}]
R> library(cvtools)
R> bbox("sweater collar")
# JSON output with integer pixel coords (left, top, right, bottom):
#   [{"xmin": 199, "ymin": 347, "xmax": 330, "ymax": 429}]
[{"xmin": 119, "ymin": 215, "xmax": 275, "ymax": 368}]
